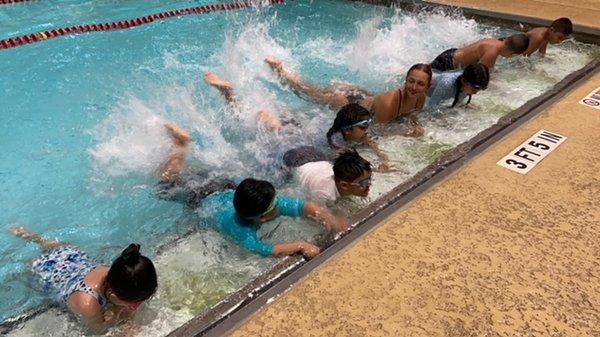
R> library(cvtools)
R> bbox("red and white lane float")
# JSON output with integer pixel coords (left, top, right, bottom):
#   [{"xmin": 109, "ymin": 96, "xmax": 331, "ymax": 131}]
[{"xmin": 0, "ymin": 0, "xmax": 285, "ymax": 50}]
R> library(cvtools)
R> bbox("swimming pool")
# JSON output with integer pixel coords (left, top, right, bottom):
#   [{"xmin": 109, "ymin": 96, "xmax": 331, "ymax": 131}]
[{"xmin": 1, "ymin": 0, "xmax": 598, "ymax": 335}]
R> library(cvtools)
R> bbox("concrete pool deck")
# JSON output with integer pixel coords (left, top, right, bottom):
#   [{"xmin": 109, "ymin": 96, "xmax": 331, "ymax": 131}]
[
  {"xmin": 428, "ymin": 0, "xmax": 600, "ymax": 29},
  {"xmin": 226, "ymin": 2, "xmax": 600, "ymax": 336}
]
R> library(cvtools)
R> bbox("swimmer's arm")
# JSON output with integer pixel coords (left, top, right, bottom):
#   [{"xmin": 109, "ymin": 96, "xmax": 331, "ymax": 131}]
[
  {"xmin": 256, "ymin": 109, "xmax": 283, "ymax": 132},
  {"xmin": 272, "ymin": 242, "xmax": 320, "ymax": 259},
  {"xmin": 365, "ymin": 138, "xmax": 391, "ymax": 172},
  {"xmin": 479, "ymin": 50, "xmax": 498, "ymax": 71},
  {"xmin": 303, "ymin": 202, "xmax": 348, "ymax": 234},
  {"xmin": 523, "ymin": 32, "xmax": 543, "ymax": 56},
  {"xmin": 538, "ymin": 41, "xmax": 548, "ymax": 57},
  {"xmin": 403, "ymin": 112, "xmax": 425, "ymax": 138}
]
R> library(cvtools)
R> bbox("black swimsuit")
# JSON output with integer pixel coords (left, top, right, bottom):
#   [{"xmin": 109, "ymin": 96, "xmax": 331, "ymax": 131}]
[{"xmin": 431, "ymin": 48, "xmax": 457, "ymax": 72}]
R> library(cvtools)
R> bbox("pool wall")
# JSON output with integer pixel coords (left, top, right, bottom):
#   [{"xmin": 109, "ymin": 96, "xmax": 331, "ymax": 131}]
[{"xmin": 165, "ymin": 2, "xmax": 600, "ymax": 336}]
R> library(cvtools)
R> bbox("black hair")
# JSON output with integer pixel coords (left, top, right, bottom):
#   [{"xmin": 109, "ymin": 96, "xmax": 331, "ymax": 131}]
[
  {"xmin": 333, "ymin": 149, "xmax": 372, "ymax": 182},
  {"xmin": 505, "ymin": 33, "xmax": 530, "ymax": 54},
  {"xmin": 550, "ymin": 17, "xmax": 573, "ymax": 35},
  {"xmin": 406, "ymin": 63, "xmax": 433, "ymax": 86},
  {"xmin": 451, "ymin": 63, "xmax": 490, "ymax": 108},
  {"xmin": 233, "ymin": 178, "xmax": 275, "ymax": 221},
  {"xmin": 106, "ymin": 244, "xmax": 157, "ymax": 303},
  {"xmin": 326, "ymin": 103, "xmax": 371, "ymax": 149}
]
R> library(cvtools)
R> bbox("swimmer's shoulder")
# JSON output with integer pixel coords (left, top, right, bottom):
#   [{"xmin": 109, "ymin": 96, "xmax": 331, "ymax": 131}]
[
  {"xmin": 67, "ymin": 266, "xmax": 109, "ymax": 316},
  {"xmin": 68, "ymin": 291, "xmax": 104, "ymax": 318}
]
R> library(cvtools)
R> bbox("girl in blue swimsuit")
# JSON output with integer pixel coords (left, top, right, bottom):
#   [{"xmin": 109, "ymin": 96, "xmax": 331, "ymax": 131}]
[{"xmin": 9, "ymin": 226, "xmax": 157, "ymax": 333}]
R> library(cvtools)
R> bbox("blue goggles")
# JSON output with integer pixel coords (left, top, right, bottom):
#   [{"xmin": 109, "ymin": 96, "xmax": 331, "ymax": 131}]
[
  {"xmin": 341, "ymin": 118, "xmax": 372, "ymax": 130},
  {"xmin": 351, "ymin": 176, "xmax": 372, "ymax": 189}
]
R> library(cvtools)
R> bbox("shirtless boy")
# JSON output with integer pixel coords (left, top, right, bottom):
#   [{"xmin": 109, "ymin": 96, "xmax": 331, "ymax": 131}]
[
  {"xmin": 431, "ymin": 33, "xmax": 529, "ymax": 72},
  {"xmin": 523, "ymin": 18, "xmax": 573, "ymax": 57}
]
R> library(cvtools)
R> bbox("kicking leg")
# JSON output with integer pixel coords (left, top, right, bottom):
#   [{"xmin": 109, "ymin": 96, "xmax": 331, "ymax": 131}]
[
  {"xmin": 205, "ymin": 72, "xmax": 284, "ymax": 132},
  {"xmin": 204, "ymin": 72, "xmax": 237, "ymax": 106},
  {"xmin": 257, "ymin": 109, "xmax": 283, "ymax": 132},
  {"xmin": 157, "ymin": 123, "xmax": 191, "ymax": 183},
  {"xmin": 265, "ymin": 56, "xmax": 349, "ymax": 110},
  {"xmin": 9, "ymin": 226, "xmax": 63, "ymax": 251}
]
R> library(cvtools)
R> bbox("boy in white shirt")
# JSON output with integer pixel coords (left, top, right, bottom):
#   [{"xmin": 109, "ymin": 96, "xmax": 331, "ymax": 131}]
[{"xmin": 283, "ymin": 147, "xmax": 372, "ymax": 203}]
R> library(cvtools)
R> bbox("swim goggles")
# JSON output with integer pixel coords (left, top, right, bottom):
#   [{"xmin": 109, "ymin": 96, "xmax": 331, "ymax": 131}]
[
  {"xmin": 468, "ymin": 82, "xmax": 487, "ymax": 90},
  {"xmin": 244, "ymin": 197, "xmax": 278, "ymax": 220},
  {"xmin": 350, "ymin": 176, "xmax": 372, "ymax": 189},
  {"xmin": 341, "ymin": 118, "xmax": 372, "ymax": 130}
]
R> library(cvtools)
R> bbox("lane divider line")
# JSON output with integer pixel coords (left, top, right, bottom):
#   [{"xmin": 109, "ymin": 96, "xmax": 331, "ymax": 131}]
[
  {"xmin": 0, "ymin": 0, "xmax": 39, "ymax": 4},
  {"xmin": 0, "ymin": 0, "xmax": 285, "ymax": 50}
]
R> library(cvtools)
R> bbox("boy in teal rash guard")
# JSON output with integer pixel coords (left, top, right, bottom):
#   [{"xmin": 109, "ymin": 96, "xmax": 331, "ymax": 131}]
[
  {"xmin": 207, "ymin": 178, "xmax": 348, "ymax": 258},
  {"xmin": 156, "ymin": 123, "xmax": 348, "ymax": 258}
]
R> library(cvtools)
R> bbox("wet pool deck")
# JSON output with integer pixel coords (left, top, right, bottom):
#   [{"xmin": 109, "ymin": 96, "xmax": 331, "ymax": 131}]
[{"xmin": 227, "ymin": 2, "xmax": 600, "ymax": 336}]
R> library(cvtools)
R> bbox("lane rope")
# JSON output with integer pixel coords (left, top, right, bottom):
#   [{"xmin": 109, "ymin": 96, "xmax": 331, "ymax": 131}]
[
  {"xmin": 0, "ymin": 0, "xmax": 285, "ymax": 50},
  {"xmin": 0, "ymin": 0, "xmax": 38, "ymax": 4}
]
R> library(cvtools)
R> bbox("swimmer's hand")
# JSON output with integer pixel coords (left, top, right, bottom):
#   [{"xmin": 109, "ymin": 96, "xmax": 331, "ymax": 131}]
[
  {"xmin": 272, "ymin": 242, "xmax": 321, "ymax": 259},
  {"xmin": 324, "ymin": 216, "xmax": 349, "ymax": 234},
  {"xmin": 299, "ymin": 243, "xmax": 321, "ymax": 259},
  {"xmin": 103, "ymin": 306, "xmax": 125, "ymax": 324},
  {"xmin": 406, "ymin": 125, "xmax": 425, "ymax": 137},
  {"xmin": 373, "ymin": 163, "xmax": 392, "ymax": 173},
  {"xmin": 304, "ymin": 202, "xmax": 349, "ymax": 234}
]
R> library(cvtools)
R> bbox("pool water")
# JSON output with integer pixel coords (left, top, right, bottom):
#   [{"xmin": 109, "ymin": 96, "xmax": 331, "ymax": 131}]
[{"xmin": 1, "ymin": 0, "xmax": 598, "ymax": 335}]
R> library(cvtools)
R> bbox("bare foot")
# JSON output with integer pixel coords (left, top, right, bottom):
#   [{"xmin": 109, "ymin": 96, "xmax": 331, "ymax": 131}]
[
  {"xmin": 164, "ymin": 123, "xmax": 191, "ymax": 146},
  {"xmin": 257, "ymin": 110, "xmax": 283, "ymax": 132},
  {"xmin": 264, "ymin": 56, "xmax": 283, "ymax": 73},
  {"xmin": 9, "ymin": 226, "xmax": 32, "ymax": 239},
  {"xmin": 204, "ymin": 72, "xmax": 233, "ymax": 91}
]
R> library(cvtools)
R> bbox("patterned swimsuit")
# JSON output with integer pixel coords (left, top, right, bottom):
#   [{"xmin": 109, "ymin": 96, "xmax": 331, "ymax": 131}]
[{"xmin": 32, "ymin": 246, "xmax": 107, "ymax": 308}]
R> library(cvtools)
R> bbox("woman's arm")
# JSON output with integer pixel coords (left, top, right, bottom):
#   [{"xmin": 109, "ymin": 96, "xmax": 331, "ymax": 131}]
[{"xmin": 365, "ymin": 138, "xmax": 392, "ymax": 172}]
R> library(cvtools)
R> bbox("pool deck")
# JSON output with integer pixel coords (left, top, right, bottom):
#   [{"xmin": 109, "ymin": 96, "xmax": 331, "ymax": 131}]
[
  {"xmin": 228, "ymin": 2, "xmax": 600, "ymax": 336},
  {"xmin": 427, "ymin": 0, "xmax": 600, "ymax": 29}
]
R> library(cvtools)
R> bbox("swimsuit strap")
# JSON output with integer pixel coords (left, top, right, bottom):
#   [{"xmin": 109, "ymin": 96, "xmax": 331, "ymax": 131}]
[
  {"xmin": 74, "ymin": 279, "xmax": 108, "ymax": 308},
  {"xmin": 396, "ymin": 88, "xmax": 403, "ymax": 119},
  {"xmin": 396, "ymin": 88, "xmax": 419, "ymax": 119}
]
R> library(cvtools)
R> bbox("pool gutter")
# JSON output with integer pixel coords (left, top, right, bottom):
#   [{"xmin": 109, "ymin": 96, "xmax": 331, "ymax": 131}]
[{"xmin": 166, "ymin": 3, "xmax": 600, "ymax": 337}]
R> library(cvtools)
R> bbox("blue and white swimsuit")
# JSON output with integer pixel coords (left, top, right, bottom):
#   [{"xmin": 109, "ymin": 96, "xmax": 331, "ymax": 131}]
[{"xmin": 32, "ymin": 246, "xmax": 107, "ymax": 308}]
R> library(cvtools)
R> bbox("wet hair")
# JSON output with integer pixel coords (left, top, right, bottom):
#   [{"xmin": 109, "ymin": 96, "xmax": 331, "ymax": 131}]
[
  {"xmin": 550, "ymin": 17, "xmax": 573, "ymax": 35},
  {"xmin": 505, "ymin": 34, "xmax": 530, "ymax": 54},
  {"xmin": 451, "ymin": 63, "xmax": 490, "ymax": 108},
  {"xmin": 233, "ymin": 178, "xmax": 275, "ymax": 220},
  {"xmin": 106, "ymin": 244, "xmax": 157, "ymax": 303},
  {"xmin": 333, "ymin": 149, "xmax": 372, "ymax": 183},
  {"xmin": 406, "ymin": 63, "xmax": 433, "ymax": 86},
  {"xmin": 326, "ymin": 103, "xmax": 371, "ymax": 149}
]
